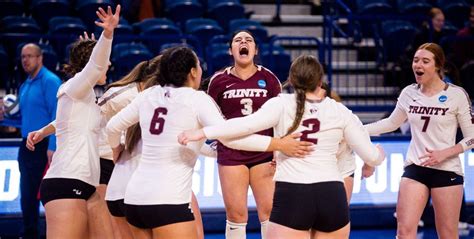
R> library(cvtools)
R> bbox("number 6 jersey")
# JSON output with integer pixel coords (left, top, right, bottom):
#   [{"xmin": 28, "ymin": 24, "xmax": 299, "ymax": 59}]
[{"xmin": 106, "ymin": 85, "xmax": 272, "ymax": 205}]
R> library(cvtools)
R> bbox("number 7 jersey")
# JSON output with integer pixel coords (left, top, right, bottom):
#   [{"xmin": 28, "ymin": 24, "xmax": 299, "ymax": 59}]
[{"xmin": 395, "ymin": 83, "xmax": 474, "ymax": 175}]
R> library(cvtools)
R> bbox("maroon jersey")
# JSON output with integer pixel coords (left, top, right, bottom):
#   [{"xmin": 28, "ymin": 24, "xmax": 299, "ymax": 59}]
[{"xmin": 208, "ymin": 65, "xmax": 282, "ymax": 165}]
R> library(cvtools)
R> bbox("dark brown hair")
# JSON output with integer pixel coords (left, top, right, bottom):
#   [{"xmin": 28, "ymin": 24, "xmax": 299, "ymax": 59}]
[
  {"xmin": 417, "ymin": 42, "xmax": 445, "ymax": 79},
  {"xmin": 121, "ymin": 55, "xmax": 162, "ymax": 153},
  {"xmin": 62, "ymin": 39, "xmax": 96, "ymax": 78},
  {"xmin": 285, "ymin": 55, "xmax": 324, "ymax": 136}
]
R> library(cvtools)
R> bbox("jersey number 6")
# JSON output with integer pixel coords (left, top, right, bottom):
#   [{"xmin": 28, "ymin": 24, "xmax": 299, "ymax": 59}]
[
  {"xmin": 150, "ymin": 107, "xmax": 168, "ymax": 135},
  {"xmin": 301, "ymin": 118, "xmax": 320, "ymax": 144}
]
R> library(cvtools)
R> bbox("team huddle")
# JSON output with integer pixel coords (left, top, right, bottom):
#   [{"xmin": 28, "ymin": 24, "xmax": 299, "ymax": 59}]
[{"xmin": 23, "ymin": 5, "xmax": 473, "ymax": 239}]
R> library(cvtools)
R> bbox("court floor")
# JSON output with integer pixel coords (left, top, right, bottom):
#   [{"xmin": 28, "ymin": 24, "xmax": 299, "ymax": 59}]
[{"xmin": 205, "ymin": 228, "xmax": 474, "ymax": 239}]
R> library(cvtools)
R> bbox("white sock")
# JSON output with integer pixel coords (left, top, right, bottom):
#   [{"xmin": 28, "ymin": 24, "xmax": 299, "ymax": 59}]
[
  {"xmin": 225, "ymin": 220, "xmax": 247, "ymax": 239},
  {"xmin": 260, "ymin": 220, "xmax": 269, "ymax": 239}
]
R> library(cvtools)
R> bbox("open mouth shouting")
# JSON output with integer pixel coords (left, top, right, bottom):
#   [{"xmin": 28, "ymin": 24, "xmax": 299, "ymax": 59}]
[{"xmin": 239, "ymin": 46, "xmax": 249, "ymax": 57}]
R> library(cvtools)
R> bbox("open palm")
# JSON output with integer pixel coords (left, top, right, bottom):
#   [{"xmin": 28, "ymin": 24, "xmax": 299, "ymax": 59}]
[{"xmin": 95, "ymin": 5, "xmax": 121, "ymax": 33}]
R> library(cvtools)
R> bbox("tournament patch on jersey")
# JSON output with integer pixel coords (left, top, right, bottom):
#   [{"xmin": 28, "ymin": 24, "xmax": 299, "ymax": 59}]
[
  {"xmin": 257, "ymin": 79, "xmax": 266, "ymax": 88},
  {"xmin": 438, "ymin": 95, "xmax": 447, "ymax": 103}
]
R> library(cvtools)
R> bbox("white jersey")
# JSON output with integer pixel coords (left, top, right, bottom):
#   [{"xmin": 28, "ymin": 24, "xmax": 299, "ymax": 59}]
[
  {"xmin": 98, "ymin": 83, "xmax": 140, "ymax": 201},
  {"xmin": 106, "ymin": 86, "xmax": 270, "ymax": 205},
  {"xmin": 365, "ymin": 83, "xmax": 474, "ymax": 175},
  {"xmin": 98, "ymin": 83, "xmax": 139, "ymax": 160},
  {"xmin": 203, "ymin": 94, "xmax": 383, "ymax": 184},
  {"xmin": 337, "ymin": 140, "xmax": 356, "ymax": 178},
  {"xmin": 44, "ymin": 33, "xmax": 112, "ymax": 186}
]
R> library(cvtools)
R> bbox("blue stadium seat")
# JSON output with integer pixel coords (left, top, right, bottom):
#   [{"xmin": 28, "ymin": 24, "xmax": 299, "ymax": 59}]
[
  {"xmin": 206, "ymin": 35, "xmax": 232, "ymax": 73},
  {"xmin": 260, "ymin": 44, "xmax": 291, "ymax": 82},
  {"xmin": 381, "ymin": 20, "xmax": 417, "ymax": 61},
  {"xmin": 134, "ymin": 18, "xmax": 182, "ymax": 55},
  {"xmin": 76, "ymin": 0, "xmax": 114, "ymax": 31},
  {"xmin": 111, "ymin": 43, "xmax": 153, "ymax": 80},
  {"xmin": 0, "ymin": 44, "xmax": 11, "ymax": 88},
  {"xmin": 396, "ymin": 0, "xmax": 432, "ymax": 15},
  {"xmin": 207, "ymin": 0, "xmax": 245, "ymax": 32},
  {"xmin": 185, "ymin": 18, "xmax": 223, "ymax": 45},
  {"xmin": 30, "ymin": 0, "xmax": 71, "ymax": 30},
  {"xmin": 356, "ymin": 0, "xmax": 394, "ymax": 15},
  {"xmin": 48, "ymin": 17, "xmax": 87, "ymax": 65},
  {"xmin": 95, "ymin": 18, "xmax": 133, "ymax": 43},
  {"xmin": 442, "ymin": 21, "xmax": 459, "ymax": 37},
  {"xmin": 132, "ymin": 18, "xmax": 176, "ymax": 33},
  {"xmin": 0, "ymin": 0, "xmax": 24, "ymax": 19},
  {"xmin": 437, "ymin": 0, "xmax": 470, "ymax": 29},
  {"xmin": 165, "ymin": 0, "xmax": 204, "ymax": 28},
  {"xmin": 1, "ymin": 16, "xmax": 41, "ymax": 33},
  {"xmin": 228, "ymin": 19, "xmax": 268, "ymax": 43},
  {"xmin": 48, "ymin": 16, "xmax": 87, "ymax": 36}
]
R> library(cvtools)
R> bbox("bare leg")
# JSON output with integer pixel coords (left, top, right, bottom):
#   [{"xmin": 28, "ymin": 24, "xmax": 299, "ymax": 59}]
[
  {"xmin": 191, "ymin": 192, "xmax": 204, "ymax": 239},
  {"xmin": 312, "ymin": 223, "xmax": 350, "ymax": 239},
  {"xmin": 129, "ymin": 224, "xmax": 152, "ymax": 239},
  {"xmin": 96, "ymin": 184, "xmax": 126, "ymax": 238},
  {"xmin": 343, "ymin": 176, "xmax": 354, "ymax": 204},
  {"xmin": 87, "ymin": 192, "xmax": 114, "ymax": 239},
  {"xmin": 152, "ymin": 221, "xmax": 198, "ymax": 239},
  {"xmin": 431, "ymin": 185, "xmax": 463, "ymax": 239},
  {"xmin": 112, "ymin": 216, "xmax": 135, "ymax": 239},
  {"xmin": 44, "ymin": 199, "xmax": 88, "ymax": 239},
  {"xmin": 396, "ymin": 178, "xmax": 429, "ymax": 239},
  {"xmin": 267, "ymin": 221, "xmax": 309, "ymax": 239}
]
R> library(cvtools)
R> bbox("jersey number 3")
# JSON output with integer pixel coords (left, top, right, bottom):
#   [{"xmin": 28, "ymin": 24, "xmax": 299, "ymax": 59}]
[
  {"xmin": 301, "ymin": 118, "xmax": 320, "ymax": 144},
  {"xmin": 150, "ymin": 107, "xmax": 168, "ymax": 135}
]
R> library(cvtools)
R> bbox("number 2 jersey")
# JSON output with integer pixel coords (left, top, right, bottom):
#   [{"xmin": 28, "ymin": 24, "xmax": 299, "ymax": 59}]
[
  {"xmin": 365, "ymin": 83, "xmax": 474, "ymax": 176},
  {"xmin": 208, "ymin": 66, "xmax": 281, "ymax": 165},
  {"xmin": 202, "ymin": 94, "xmax": 383, "ymax": 184}
]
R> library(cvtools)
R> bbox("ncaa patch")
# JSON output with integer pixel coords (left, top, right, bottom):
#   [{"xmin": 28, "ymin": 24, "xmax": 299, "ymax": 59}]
[
  {"xmin": 257, "ymin": 79, "xmax": 266, "ymax": 88},
  {"xmin": 438, "ymin": 95, "xmax": 447, "ymax": 103}
]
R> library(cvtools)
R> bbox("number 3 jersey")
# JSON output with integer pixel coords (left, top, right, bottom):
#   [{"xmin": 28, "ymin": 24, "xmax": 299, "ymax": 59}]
[
  {"xmin": 208, "ymin": 66, "xmax": 281, "ymax": 165},
  {"xmin": 202, "ymin": 94, "xmax": 383, "ymax": 184},
  {"xmin": 366, "ymin": 83, "xmax": 474, "ymax": 176}
]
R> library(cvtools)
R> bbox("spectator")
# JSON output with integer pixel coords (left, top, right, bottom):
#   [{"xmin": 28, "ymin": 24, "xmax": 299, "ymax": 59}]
[{"xmin": 17, "ymin": 43, "xmax": 61, "ymax": 239}]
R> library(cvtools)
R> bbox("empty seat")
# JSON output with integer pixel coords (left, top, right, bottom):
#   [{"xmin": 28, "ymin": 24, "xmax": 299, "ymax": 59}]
[
  {"xmin": 165, "ymin": 0, "xmax": 204, "ymax": 27},
  {"xmin": 1, "ymin": 16, "xmax": 41, "ymax": 33},
  {"xmin": 31, "ymin": 0, "xmax": 71, "ymax": 30},
  {"xmin": 397, "ymin": 0, "xmax": 432, "ymax": 15},
  {"xmin": 48, "ymin": 16, "xmax": 87, "ymax": 35},
  {"xmin": 76, "ymin": 0, "xmax": 114, "ymax": 31},
  {"xmin": 438, "ymin": 0, "xmax": 470, "ymax": 29},
  {"xmin": 111, "ymin": 43, "xmax": 153, "ymax": 80},
  {"xmin": 133, "ymin": 18, "xmax": 183, "ymax": 55},
  {"xmin": 207, "ymin": 0, "xmax": 245, "ymax": 32},
  {"xmin": 185, "ymin": 18, "xmax": 223, "ymax": 45},
  {"xmin": 381, "ymin": 20, "xmax": 417, "ymax": 61},
  {"xmin": 0, "ymin": 0, "xmax": 24, "ymax": 19},
  {"xmin": 132, "ymin": 18, "xmax": 176, "ymax": 33},
  {"xmin": 228, "ymin": 19, "xmax": 268, "ymax": 42},
  {"xmin": 356, "ymin": 0, "xmax": 394, "ymax": 15},
  {"xmin": 260, "ymin": 44, "xmax": 291, "ymax": 82}
]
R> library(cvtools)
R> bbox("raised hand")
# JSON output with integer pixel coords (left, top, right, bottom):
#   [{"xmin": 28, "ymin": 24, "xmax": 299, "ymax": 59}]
[
  {"xmin": 79, "ymin": 31, "xmax": 96, "ymax": 41},
  {"xmin": 95, "ymin": 5, "xmax": 121, "ymax": 39}
]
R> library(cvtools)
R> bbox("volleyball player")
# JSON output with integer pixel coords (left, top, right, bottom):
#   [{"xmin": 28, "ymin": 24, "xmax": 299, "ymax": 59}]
[
  {"xmin": 25, "ymin": 5, "xmax": 121, "ymax": 239},
  {"xmin": 365, "ymin": 43, "xmax": 474, "ymax": 239},
  {"xmin": 207, "ymin": 29, "xmax": 281, "ymax": 239},
  {"xmin": 179, "ymin": 54, "xmax": 385, "ymax": 239},
  {"xmin": 106, "ymin": 47, "xmax": 312, "ymax": 239}
]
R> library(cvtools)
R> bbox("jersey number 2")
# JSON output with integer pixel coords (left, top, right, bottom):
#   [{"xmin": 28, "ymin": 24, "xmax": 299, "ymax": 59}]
[
  {"xmin": 150, "ymin": 107, "xmax": 168, "ymax": 135},
  {"xmin": 301, "ymin": 118, "xmax": 320, "ymax": 144}
]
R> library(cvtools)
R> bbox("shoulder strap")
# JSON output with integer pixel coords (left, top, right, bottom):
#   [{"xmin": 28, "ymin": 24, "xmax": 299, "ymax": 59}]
[{"xmin": 97, "ymin": 83, "xmax": 136, "ymax": 106}]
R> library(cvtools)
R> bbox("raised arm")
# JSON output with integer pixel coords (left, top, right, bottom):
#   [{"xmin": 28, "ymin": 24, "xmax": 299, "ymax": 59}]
[
  {"xmin": 364, "ymin": 106, "xmax": 407, "ymax": 136},
  {"xmin": 64, "ymin": 5, "xmax": 120, "ymax": 99}
]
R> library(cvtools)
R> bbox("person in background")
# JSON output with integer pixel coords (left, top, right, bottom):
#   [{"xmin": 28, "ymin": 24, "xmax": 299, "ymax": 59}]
[{"xmin": 14, "ymin": 43, "xmax": 61, "ymax": 239}]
